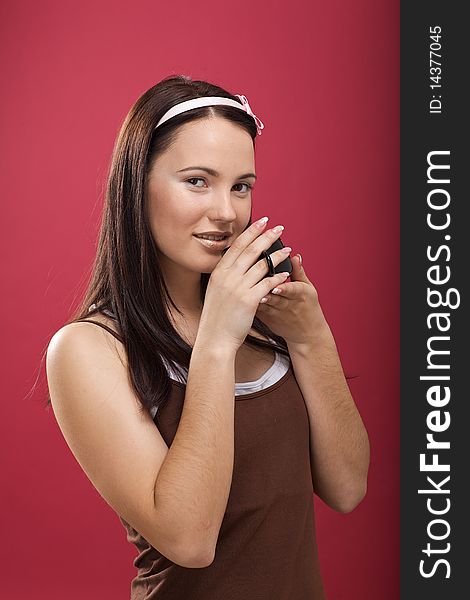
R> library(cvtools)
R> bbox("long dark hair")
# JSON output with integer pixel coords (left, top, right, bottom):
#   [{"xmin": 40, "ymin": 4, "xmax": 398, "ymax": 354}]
[{"xmin": 38, "ymin": 74, "xmax": 299, "ymax": 417}]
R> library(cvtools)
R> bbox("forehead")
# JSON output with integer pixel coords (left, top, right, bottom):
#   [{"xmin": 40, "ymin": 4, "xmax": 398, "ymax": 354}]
[{"xmin": 155, "ymin": 117, "xmax": 255, "ymax": 172}]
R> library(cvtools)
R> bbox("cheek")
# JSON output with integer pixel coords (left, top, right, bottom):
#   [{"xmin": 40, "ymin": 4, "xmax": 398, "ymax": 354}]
[
  {"xmin": 149, "ymin": 187, "xmax": 198, "ymax": 231},
  {"xmin": 235, "ymin": 205, "xmax": 253, "ymax": 235}
]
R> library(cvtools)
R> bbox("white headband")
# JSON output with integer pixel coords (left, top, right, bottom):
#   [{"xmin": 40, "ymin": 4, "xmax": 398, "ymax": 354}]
[{"xmin": 154, "ymin": 94, "xmax": 265, "ymax": 136}]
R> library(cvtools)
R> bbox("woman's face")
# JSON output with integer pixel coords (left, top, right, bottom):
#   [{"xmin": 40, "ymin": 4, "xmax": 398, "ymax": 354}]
[{"xmin": 146, "ymin": 116, "xmax": 256, "ymax": 275}]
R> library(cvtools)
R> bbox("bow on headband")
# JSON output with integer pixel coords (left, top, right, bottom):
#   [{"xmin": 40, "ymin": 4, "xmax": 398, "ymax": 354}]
[{"xmin": 236, "ymin": 94, "xmax": 265, "ymax": 135}]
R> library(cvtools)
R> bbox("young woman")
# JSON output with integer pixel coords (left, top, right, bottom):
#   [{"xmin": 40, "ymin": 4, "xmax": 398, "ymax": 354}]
[{"xmin": 45, "ymin": 75, "xmax": 370, "ymax": 599}]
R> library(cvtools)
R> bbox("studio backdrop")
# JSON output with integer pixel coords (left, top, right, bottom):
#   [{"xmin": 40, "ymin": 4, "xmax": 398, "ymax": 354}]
[{"xmin": 0, "ymin": 1, "xmax": 399, "ymax": 598}]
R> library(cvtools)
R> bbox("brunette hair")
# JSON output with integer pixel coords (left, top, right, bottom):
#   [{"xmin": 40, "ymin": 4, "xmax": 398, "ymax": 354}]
[{"xmin": 38, "ymin": 74, "xmax": 298, "ymax": 417}]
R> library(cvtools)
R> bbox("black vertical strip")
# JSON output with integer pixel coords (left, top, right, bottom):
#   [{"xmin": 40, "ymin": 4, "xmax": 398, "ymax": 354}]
[{"xmin": 401, "ymin": 3, "xmax": 468, "ymax": 598}]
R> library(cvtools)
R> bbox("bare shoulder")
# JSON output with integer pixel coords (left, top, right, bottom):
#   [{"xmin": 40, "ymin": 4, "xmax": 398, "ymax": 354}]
[
  {"xmin": 48, "ymin": 312, "xmax": 128, "ymax": 370},
  {"xmin": 44, "ymin": 314, "xmax": 200, "ymax": 564},
  {"xmin": 46, "ymin": 314, "xmax": 138, "ymax": 419}
]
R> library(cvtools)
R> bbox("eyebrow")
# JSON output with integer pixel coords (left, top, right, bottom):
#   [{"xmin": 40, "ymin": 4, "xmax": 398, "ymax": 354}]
[{"xmin": 177, "ymin": 166, "xmax": 257, "ymax": 180}]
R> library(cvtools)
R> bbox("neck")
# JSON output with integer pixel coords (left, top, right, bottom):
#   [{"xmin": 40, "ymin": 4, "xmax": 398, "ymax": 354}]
[{"xmin": 158, "ymin": 252, "xmax": 204, "ymax": 317}]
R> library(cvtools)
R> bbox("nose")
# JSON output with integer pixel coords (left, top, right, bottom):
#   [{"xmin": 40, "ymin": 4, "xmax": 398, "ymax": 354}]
[{"xmin": 207, "ymin": 190, "xmax": 238, "ymax": 223}]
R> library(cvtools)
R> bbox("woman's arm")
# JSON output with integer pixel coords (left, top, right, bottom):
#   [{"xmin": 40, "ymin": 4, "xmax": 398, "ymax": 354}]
[
  {"xmin": 46, "ymin": 322, "xmax": 236, "ymax": 570},
  {"xmin": 288, "ymin": 324, "xmax": 370, "ymax": 513},
  {"xmin": 153, "ymin": 334, "xmax": 237, "ymax": 565}
]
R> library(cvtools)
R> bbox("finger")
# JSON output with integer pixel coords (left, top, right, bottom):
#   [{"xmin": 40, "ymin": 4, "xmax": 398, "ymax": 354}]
[
  {"xmin": 259, "ymin": 291, "xmax": 289, "ymax": 308},
  {"xmin": 269, "ymin": 281, "xmax": 301, "ymax": 298},
  {"xmin": 289, "ymin": 253, "xmax": 311, "ymax": 284},
  {"xmin": 222, "ymin": 219, "xmax": 286, "ymax": 274},
  {"xmin": 245, "ymin": 245, "xmax": 292, "ymax": 288},
  {"xmin": 255, "ymin": 270, "xmax": 291, "ymax": 300},
  {"xmin": 219, "ymin": 216, "xmax": 268, "ymax": 266}
]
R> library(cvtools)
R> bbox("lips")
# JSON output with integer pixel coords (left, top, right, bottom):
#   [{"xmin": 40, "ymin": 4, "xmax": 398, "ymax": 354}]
[
  {"xmin": 193, "ymin": 233, "xmax": 231, "ymax": 241},
  {"xmin": 194, "ymin": 235, "xmax": 228, "ymax": 241},
  {"xmin": 193, "ymin": 235, "xmax": 231, "ymax": 251}
]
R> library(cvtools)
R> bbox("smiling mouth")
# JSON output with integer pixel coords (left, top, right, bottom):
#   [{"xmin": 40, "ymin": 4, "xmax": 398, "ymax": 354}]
[
  {"xmin": 193, "ymin": 235, "xmax": 231, "ymax": 251},
  {"xmin": 193, "ymin": 235, "xmax": 230, "ymax": 241}
]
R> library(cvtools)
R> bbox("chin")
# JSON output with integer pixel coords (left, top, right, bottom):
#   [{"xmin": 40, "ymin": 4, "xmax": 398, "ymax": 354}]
[
  {"xmin": 199, "ymin": 258, "xmax": 222, "ymax": 271},
  {"xmin": 188, "ymin": 257, "xmax": 221, "ymax": 275}
]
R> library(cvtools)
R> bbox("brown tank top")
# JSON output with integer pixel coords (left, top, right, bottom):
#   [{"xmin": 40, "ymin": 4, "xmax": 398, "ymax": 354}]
[
  {"xmin": 77, "ymin": 316, "xmax": 326, "ymax": 599},
  {"xmin": 120, "ymin": 367, "xmax": 327, "ymax": 599}
]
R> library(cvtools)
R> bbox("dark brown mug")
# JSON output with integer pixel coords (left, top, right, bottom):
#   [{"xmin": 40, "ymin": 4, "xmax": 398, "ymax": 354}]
[{"xmin": 221, "ymin": 236, "xmax": 293, "ymax": 279}]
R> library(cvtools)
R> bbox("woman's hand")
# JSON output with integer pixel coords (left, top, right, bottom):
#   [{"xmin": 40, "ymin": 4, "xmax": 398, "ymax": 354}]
[
  {"xmin": 197, "ymin": 218, "xmax": 293, "ymax": 354},
  {"xmin": 255, "ymin": 254, "xmax": 331, "ymax": 348}
]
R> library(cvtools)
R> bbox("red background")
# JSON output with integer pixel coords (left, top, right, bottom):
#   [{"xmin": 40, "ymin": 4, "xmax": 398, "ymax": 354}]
[{"xmin": 0, "ymin": 0, "xmax": 399, "ymax": 598}]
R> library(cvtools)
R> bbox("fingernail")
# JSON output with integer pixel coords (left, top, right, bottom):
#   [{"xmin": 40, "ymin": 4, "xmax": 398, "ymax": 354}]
[
  {"xmin": 260, "ymin": 296, "xmax": 268, "ymax": 303},
  {"xmin": 256, "ymin": 216, "xmax": 269, "ymax": 228},
  {"xmin": 297, "ymin": 253, "xmax": 302, "ymax": 267},
  {"xmin": 281, "ymin": 246, "xmax": 292, "ymax": 254},
  {"xmin": 272, "ymin": 287, "xmax": 281, "ymax": 294}
]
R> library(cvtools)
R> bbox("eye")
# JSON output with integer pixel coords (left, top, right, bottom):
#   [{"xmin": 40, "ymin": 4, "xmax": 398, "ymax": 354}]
[
  {"xmin": 185, "ymin": 177, "xmax": 253, "ymax": 193},
  {"xmin": 233, "ymin": 182, "xmax": 253, "ymax": 193},
  {"xmin": 186, "ymin": 177, "xmax": 206, "ymax": 188}
]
